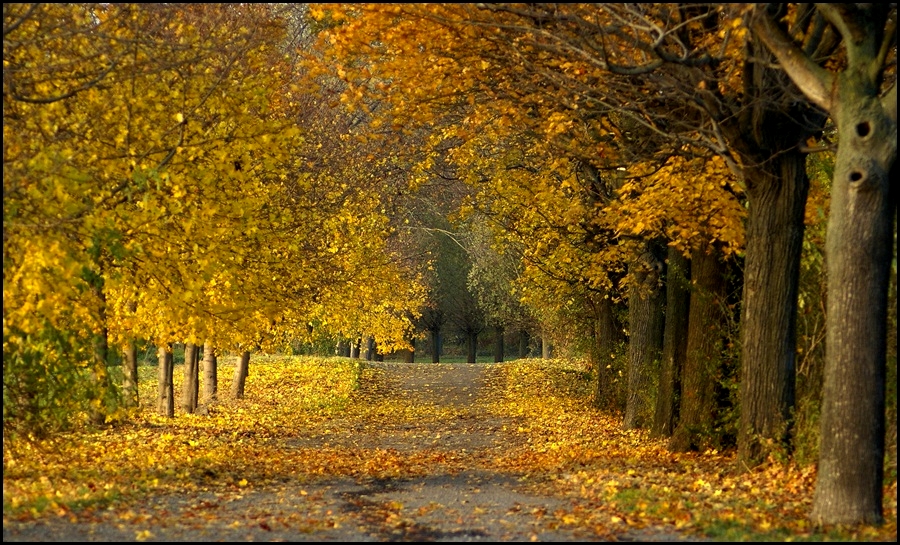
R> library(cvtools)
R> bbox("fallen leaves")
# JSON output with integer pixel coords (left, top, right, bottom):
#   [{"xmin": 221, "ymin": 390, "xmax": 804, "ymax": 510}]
[{"xmin": 2, "ymin": 356, "xmax": 896, "ymax": 542}]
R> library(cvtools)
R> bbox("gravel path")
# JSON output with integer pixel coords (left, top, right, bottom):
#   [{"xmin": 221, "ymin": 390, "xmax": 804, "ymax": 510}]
[{"xmin": 3, "ymin": 362, "xmax": 699, "ymax": 542}]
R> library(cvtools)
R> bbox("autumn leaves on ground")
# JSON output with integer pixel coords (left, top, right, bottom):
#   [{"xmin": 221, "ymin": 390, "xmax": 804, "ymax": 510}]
[{"xmin": 3, "ymin": 357, "xmax": 896, "ymax": 542}]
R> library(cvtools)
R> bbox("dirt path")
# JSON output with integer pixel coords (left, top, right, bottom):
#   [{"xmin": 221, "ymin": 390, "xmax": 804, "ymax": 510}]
[{"xmin": 3, "ymin": 362, "xmax": 698, "ymax": 542}]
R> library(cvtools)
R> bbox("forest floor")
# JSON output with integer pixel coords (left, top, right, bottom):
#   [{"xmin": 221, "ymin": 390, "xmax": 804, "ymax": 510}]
[
  {"xmin": 3, "ymin": 361, "xmax": 703, "ymax": 542},
  {"xmin": 4, "ymin": 358, "xmax": 896, "ymax": 542}
]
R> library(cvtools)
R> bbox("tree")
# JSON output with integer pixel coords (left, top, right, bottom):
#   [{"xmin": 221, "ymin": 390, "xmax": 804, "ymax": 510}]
[
  {"xmin": 751, "ymin": 3, "xmax": 897, "ymax": 526},
  {"xmin": 311, "ymin": 4, "xmax": 820, "ymax": 464}
]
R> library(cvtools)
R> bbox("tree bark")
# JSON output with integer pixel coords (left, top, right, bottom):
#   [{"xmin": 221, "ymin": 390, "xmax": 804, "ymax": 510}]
[
  {"xmin": 624, "ymin": 251, "xmax": 665, "ymax": 430},
  {"xmin": 737, "ymin": 148, "xmax": 809, "ymax": 466},
  {"xmin": 181, "ymin": 343, "xmax": 199, "ymax": 413},
  {"xmin": 157, "ymin": 343, "xmax": 174, "ymax": 417},
  {"xmin": 201, "ymin": 341, "xmax": 217, "ymax": 405},
  {"xmin": 231, "ymin": 350, "xmax": 250, "ymax": 399},
  {"xmin": 350, "ymin": 337, "xmax": 361, "ymax": 359},
  {"xmin": 652, "ymin": 247, "xmax": 690, "ymax": 438},
  {"xmin": 669, "ymin": 245, "xmax": 727, "ymax": 452},
  {"xmin": 811, "ymin": 80, "xmax": 895, "ymax": 527},
  {"xmin": 593, "ymin": 293, "xmax": 624, "ymax": 411}
]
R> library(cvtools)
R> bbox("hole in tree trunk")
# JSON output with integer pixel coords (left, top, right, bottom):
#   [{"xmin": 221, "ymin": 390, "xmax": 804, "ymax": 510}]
[{"xmin": 855, "ymin": 121, "xmax": 871, "ymax": 138}]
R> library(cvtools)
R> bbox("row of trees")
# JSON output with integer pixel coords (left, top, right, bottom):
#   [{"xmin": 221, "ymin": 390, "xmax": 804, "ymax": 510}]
[
  {"xmin": 307, "ymin": 3, "xmax": 896, "ymax": 526},
  {"xmin": 3, "ymin": 4, "xmax": 426, "ymax": 428},
  {"xmin": 3, "ymin": 2, "xmax": 895, "ymax": 528}
]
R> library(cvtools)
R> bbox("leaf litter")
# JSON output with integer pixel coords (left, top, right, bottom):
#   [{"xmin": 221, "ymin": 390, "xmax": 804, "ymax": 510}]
[{"xmin": 3, "ymin": 356, "xmax": 896, "ymax": 541}]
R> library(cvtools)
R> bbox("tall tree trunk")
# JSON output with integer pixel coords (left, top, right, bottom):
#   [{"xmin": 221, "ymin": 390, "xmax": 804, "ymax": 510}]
[
  {"xmin": 669, "ymin": 245, "xmax": 728, "ymax": 452},
  {"xmin": 811, "ymin": 87, "xmax": 896, "ymax": 527},
  {"xmin": 593, "ymin": 293, "xmax": 623, "ymax": 410},
  {"xmin": 466, "ymin": 331, "xmax": 478, "ymax": 363},
  {"xmin": 202, "ymin": 341, "xmax": 217, "ymax": 405},
  {"xmin": 737, "ymin": 149, "xmax": 808, "ymax": 466},
  {"xmin": 182, "ymin": 343, "xmax": 199, "ymax": 413},
  {"xmin": 123, "ymin": 340, "xmax": 139, "ymax": 408},
  {"xmin": 624, "ymin": 252, "xmax": 665, "ymax": 430},
  {"xmin": 157, "ymin": 343, "xmax": 174, "ymax": 417},
  {"xmin": 541, "ymin": 332, "xmax": 551, "ymax": 359},
  {"xmin": 350, "ymin": 337, "xmax": 361, "ymax": 359},
  {"xmin": 231, "ymin": 350, "xmax": 250, "ymax": 399},
  {"xmin": 493, "ymin": 325, "xmax": 504, "ymax": 363},
  {"xmin": 652, "ymin": 248, "xmax": 690, "ymax": 438}
]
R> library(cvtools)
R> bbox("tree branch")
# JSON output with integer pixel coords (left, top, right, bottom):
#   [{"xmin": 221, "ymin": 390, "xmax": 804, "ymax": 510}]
[{"xmin": 749, "ymin": 5, "xmax": 834, "ymax": 112}]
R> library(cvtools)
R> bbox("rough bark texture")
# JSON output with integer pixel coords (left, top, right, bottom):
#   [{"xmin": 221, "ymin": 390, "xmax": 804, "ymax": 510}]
[
  {"xmin": 157, "ymin": 344, "xmax": 174, "ymax": 418},
  {"xmin": 624, "ymin": 256, "xmax": 665, "ymax": 430},
  {"xmin": 202, "ymin": 341, "xmax": 217, "ymax": 405},
  {"xmin": 231, "ymin": 351, "xmax": 250, "ymax": 399},
  {"xmin": 737, "ymin": 149, "xmax": 808, "ymax": 467},
  {"xmin": 811, "ymin": 73, "xmax": 895, "ymax": 526},
  {"xmin": 181, "ymin": 343, "xmax": 198, "ymax": 413},
  {"xmin": 669, "ymin": 246, "xmax": 727, "ymax": 452},
  {"xmin": 652, "ymin": 248, "xmax": 690, "ymax": 438},
  {"xmin": 730, "ymin": 22, "xmax": 829, "ymax": 468}
]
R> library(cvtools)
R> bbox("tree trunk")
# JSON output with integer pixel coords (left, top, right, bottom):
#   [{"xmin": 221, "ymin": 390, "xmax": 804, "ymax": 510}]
[
  {"xmin": 201, "ymin": 341, "xmax": 217, "ymax": 405},
  {"xmin": 811, "ymin": 80, "xmax": 896, "ymax": 526},
  {"xmin": 191, "ymin": 344, "xmax": 200, "ymax": 410},
  {"xmin": 652, "ymin": 247, "xmax": 690, "ymax": 438},
  {"xmin": 350, "ymin": 337, "xmax": 361, "ymax": 359},
  {"xmin": 624, "ymin": 252, "xmax": 665, "ymax": 430},
  {"xmin": 541, "ymin": 332, "xmax": 551, "ymax": 359},
  {"xmin": 430, "ymin": 328, "xmax": 441, "ymax": 363},
  {"xmin": 737, "ymin": 147, "xmax": 809, "ymax": 467},
  {"xmin": 466, "ymin": 331, "xmax": 478, "ymax": 363},
  {"xmin": 157, "ymin": 344, "xmax": 174, "ymax": 417},
  {"xmin": 89, "ymin": 283, "xmax": 110, "ymax": 425},
  {"xmin": 669, "ymin": 245, "xmax": 727, "ymax": 452},
  {"xmin": 493, "ymin": 325, "xmax": 504, "ymax": 363},
  {"xmin": 518, "ymin": 329, "xmax": 530, "ymax": 358},
  {"xmin": 231, "ymin": 350, "xmax": 250, "ymax": 399},
  {"xmin": 123, "ymin": 340, "xmax": 139, "ymax": 408},
  {"xmin": 593, "ymin": 293, "xmax": 623, "ymax": 410},
  {"xmin": 365, "ymin": 337, "xmax": 375, "ymax": 361},
  {"xmin": 181, "ymin": 343, "xmax": 199, "ymax": 413}
]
